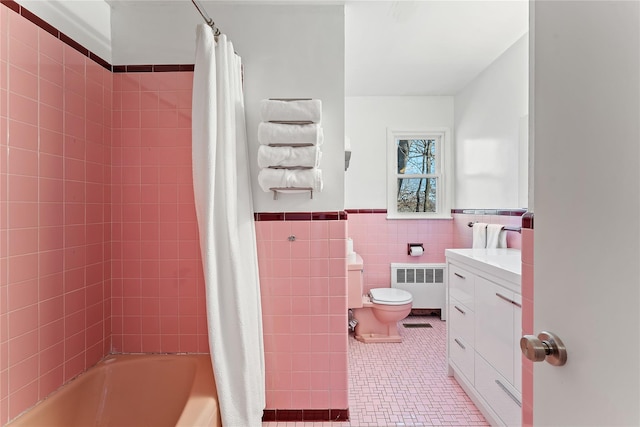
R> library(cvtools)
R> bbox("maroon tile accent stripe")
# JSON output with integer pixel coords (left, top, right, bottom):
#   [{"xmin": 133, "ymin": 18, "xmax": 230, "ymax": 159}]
[
  {"xmin": 451, "ymin": 208, "xmax": 527, "ymax": 217},
  {"xmin": 345, "ymin": 209, "xmax": 388, "ymax": 214},
  {"xmin": 254, "ymin": 211, "xmax": 348, "ymax": 221},
  {"xmin": 111, "ymin": 64, "xmax": 195, "ymax": 73},
  {"xmin": 262, "ymin": 409, "xmax": 349, "ymax": 422},
  {"xmin": 20, "ymin": 5, "xmax": 57, "ymax": 37},
  {"xmin": 521, "ymin": 211, "xmax": 534, "ymax": 229},
  {"xmin": 1, "ymin": 0, "xmax": 19, "ymax": 14},
  {"xmin": 346, "ymin": 208, "xmax": 526, "ymax": 217},
  {"xmin": 0, "ymin": 1, "xmax": 195, "ymax": 74}
]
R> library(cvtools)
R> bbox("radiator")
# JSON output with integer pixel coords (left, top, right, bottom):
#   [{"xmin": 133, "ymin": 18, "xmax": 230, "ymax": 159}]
[{"xmin": 391, "ymin": 263, "xmax": 446, "ymax": 320}]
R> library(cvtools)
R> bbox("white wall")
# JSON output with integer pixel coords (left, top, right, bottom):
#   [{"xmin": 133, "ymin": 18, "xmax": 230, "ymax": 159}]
[
  {"xmin": 16, "ymin": 0, "xmax": 112, "ymax": 62},
  {"xmin": 454, "ymin": 34, "xmax": 528, "ymax": 209},
  {"xmin": 345, "ymin": 96, "xmax": 454, "ymax": 209},
  {"xmin": 234, "ymin": 5, "xmax": 345, "ymax": 212}
]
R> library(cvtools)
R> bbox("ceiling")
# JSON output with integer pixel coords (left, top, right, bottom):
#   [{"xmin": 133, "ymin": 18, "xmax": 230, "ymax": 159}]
[
  {"xmin": 345, "ymin": 1, "xmax": 528, "ymax": 96},
  {"xmin": 105, "ymin": 0, "xmax": 528, "ymax": 96}
]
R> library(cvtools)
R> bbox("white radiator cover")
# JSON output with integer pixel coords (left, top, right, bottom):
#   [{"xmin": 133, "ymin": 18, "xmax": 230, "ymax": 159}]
[{"xmin": 391, "ymin": 263, "xmax": 446, "ymax": 320}]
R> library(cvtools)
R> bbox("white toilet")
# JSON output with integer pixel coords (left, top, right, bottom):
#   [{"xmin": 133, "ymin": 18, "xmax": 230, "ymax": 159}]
[{"xmin": 348, "ymin": 254, "xmax": 413, "ymax": 343}]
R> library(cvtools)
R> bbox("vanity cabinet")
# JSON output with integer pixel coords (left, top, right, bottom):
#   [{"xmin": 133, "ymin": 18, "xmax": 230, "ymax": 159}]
[{"xmin": 445, "ymin": 249, "xmax": 522, "ymax": 427}]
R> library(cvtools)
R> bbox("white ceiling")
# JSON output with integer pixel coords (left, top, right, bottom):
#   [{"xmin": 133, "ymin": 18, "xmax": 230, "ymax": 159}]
[
  {"xmin": 72, "ymin": 0, "xmax": 529, "ymax": 97},
  {"xmin": 345, "ymin": 1, "xmax": 528, "ymax": 96}
]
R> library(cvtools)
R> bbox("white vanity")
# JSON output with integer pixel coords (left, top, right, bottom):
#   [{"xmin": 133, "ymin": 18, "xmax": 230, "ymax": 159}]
[{"xmin": 445, "ymin": 248, "xmax": 522, "ymax": 427}]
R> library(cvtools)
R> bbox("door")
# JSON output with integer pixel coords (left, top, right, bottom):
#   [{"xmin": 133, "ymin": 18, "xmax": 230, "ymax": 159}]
[{"xmin": 532, "ymin": 1, "xmax": 640, "ymax": 425}]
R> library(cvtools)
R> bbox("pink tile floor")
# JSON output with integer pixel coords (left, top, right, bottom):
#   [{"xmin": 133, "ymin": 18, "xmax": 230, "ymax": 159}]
[{"xmin": 263, "ymin": 315, "xmax": 488, "ymax": 426}]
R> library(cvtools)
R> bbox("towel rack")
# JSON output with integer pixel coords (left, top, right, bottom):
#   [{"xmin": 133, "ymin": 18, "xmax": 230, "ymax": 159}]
[
  {"xmin": 268, "ymin": 166, "xmax": 313, "ymax": 170},
  {"xmin": 270, "ymin": 187, "xmax": 313, "ymax": 200},
  {"xmin": 260, "ymin": 98, "xmax": 322, "ymax": 200},
  {"xmin": 267, "ymin": 142, "xmax": 315, "ymax": 147},
  {"xmin": 467, "ymin": 222, "xmax": 522, "ymax": 233}
]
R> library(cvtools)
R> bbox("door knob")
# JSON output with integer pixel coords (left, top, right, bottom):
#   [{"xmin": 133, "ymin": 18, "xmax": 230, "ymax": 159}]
[{"xmin": 520, "ymin": 331, "xmax": 567, "ymax": 366}]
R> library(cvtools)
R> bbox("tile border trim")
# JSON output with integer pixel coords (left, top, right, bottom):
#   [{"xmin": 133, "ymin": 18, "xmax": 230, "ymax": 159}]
[
  {"xmin": 112, "ymin": 64, "xmax": 195, "ymax": 73},
  {"xmin": 346, "ymin": 208, "xmax": 527, "ymax": 217},
  {"xmin": 254, "ymin": 211, "xmax": 348, "ymax": 221},
  {"xmin": 451, "ymin": 208, "xmax": 527, "ymax": 216},
  {"xmin": 262, "ymin": 408, "xmax": 349, "ymax": 422},
  {"xmin": 0, "ymin": 1, "xmax": 195, "ymax": 73},
  {"xmin": 345, "ymin": 209, "xmax": 388, "ymax": 214},
  {"xmin": 522, "ymin": 211, "xmax": 534, "ymax": 229}
]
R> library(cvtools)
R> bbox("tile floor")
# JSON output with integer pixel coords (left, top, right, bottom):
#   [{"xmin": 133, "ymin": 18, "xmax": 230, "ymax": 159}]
[{"xmin": 263, "ymin": 315, "xmax": 488, "ymax": 426}]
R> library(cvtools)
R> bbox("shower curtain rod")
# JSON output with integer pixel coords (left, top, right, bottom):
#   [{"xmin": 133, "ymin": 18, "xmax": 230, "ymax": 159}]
[{"xmin": 191, "ymin": 0, "xmax": 221, "ymax": 37}]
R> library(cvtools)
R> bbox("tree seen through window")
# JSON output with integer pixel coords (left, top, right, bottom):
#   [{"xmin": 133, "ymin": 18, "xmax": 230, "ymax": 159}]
[{"xmin": 396, "ymin": 139, "xmax": 437, "ymax": 213}]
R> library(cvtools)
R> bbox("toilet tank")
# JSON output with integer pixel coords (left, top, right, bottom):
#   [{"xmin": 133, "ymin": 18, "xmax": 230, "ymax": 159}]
[{"xmin": 348, "ymin": 253, "xmax": 364, "ymax": 308}]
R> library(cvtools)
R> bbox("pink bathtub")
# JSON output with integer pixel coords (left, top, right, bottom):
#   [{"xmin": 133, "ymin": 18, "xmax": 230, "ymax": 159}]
[{"xmin": 8, "ymin": 354, "xmax": 221, "ymax": 427}]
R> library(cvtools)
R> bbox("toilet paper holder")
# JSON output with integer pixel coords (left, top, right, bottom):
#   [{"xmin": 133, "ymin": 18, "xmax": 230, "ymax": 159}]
[{"xmin": 407, "ymin": 243, "xmax": 424, "ymax": 256}]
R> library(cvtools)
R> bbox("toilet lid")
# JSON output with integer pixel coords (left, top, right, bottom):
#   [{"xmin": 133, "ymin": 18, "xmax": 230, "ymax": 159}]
[{"xmin": 369, "ymin": 288, "xmax": 413, "ymax": 305}]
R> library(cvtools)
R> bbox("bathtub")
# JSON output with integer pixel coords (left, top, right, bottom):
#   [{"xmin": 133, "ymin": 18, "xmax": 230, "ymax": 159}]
[{"xmin": 8, "ymin": 354, "xmax": 221, "ymax": 427}]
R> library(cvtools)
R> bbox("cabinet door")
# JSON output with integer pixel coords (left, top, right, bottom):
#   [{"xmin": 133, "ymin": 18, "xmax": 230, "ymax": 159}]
[{"xmin": 475, "ymin": 277, "xmax": 515, "ymax": 384}]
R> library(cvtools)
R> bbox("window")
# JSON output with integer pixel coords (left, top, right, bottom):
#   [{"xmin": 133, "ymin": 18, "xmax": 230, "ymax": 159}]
[{"xmin": 387, "ymin": 129, "xmax": 452, "ymax": 219}]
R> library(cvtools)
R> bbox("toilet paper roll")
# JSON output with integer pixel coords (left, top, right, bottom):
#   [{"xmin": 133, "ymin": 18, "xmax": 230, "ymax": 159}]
[{"xmin": 409, "ymin": 246, "xmax": 424, "ymax": 257}]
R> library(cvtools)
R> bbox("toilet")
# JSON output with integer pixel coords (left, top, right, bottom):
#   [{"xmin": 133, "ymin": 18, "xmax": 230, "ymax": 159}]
[{"xmin": 348, "ymin": 253, "xmax": 413, "ymax": 343}]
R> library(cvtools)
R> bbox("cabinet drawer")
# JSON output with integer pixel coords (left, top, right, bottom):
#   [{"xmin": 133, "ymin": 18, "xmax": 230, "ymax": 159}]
[
  {"xmin": 475, "ymin": 277, "xmax": 516, "ymax": 384},
  {"xmin": 475, "ymin": 354, "xmax": 521, "ymax": 427},
  {"xmin": 448, "ymin": 297, "xmax": 474, "ymax": 346},
  {"xmin": 449, "ymin": 264, "xmax": 474, "ymax": 307},
  {"xmin": 449, "ymin": 335, "xmax": 474, "ymax": 384}
]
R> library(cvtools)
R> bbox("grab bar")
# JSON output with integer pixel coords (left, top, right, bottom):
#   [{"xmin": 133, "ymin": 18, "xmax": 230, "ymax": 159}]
[{"xmin": 467, "ymin": 222, "xmax": 521, "ymax": 233}]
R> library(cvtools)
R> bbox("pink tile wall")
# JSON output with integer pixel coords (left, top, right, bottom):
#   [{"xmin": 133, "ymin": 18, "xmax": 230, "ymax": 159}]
[
  {"xmin": 1, "ymin": 6, "xmax": 9, "ymax": 424},
  {"xmin": 0, "ymin": 8, "xmax": 112, "ymax": 424},
  {"xmin": 256, "ymin": 220, "xmax": 349, "ymax": 410},
  {"xmin": 347, "ymin": 212, "xmax": 522, "ymax": 291},
  {"xmin": 521, "ymin": 228, "xmax": 534, "ymax": 426},
  {"xmin": 110, "ymin": 71, "xmax": 208, "ymax": 354}
]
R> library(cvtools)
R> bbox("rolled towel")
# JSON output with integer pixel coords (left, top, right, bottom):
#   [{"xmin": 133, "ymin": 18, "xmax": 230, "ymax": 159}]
[
  {"xmin": 486, "ymin": 224, "xmax": 507, "ymax": 249},
  {"xmin": 472, "ymin": 222, "xmax": 487, "ymax": 249},
  {"xmin": 258, "ymin": 168, "xmax": 323, "ymax": 193},
  {"xmin": 257, "ymin": 145, "xmax": 321, "ymax": 169},
  {"xmin": 260, "ymin": 99, "xmax": 322, "ymax": 123},
  {"xmin": 258, "ymin": 122, "xmax": 323, "ymax": 146}
]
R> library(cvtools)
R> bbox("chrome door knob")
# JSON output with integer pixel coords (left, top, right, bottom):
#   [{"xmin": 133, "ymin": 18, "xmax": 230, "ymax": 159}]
[
  {"xmin": 520, "ymin": 331, "xmax": 567, "ymax": 366},
  {"xmin": 520, "ymin": 335, "xmax": 547, "ymax": 362}
]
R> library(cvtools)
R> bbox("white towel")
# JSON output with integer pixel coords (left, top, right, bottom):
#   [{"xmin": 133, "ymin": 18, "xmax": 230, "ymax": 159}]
[
  {"xmin": 472, "ymin": 222, "xmax": 488, "ymax": 248},
  {"xmin": 260, "ymin": 99, "xmax": 322, "ymax": 123},
  {"xmin": 257, "ymin": 145, "xmax": 321, "ymax": 169},
  {"xmin": 257, "ymin": 122, "xmax": 323, "ymax": 146},
  {"xmin": 258, "ymin": 168, "xmax": 323, "ymax": 193},
  {"xmin": 486, "ymin": 224, "xmax": 507, "ymax": 249}
]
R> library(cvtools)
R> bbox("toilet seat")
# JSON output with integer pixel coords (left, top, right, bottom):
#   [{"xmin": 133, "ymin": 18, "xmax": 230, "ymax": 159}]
[{"xmin": 369, "ymin": 288, "xmax": 413, "ymax": 306}]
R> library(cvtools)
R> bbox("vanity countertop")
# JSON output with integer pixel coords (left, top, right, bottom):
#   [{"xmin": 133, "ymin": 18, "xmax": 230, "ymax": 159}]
[{"xmin": 445, "ymin": 248, "xmax": 521, "ymax": 286}]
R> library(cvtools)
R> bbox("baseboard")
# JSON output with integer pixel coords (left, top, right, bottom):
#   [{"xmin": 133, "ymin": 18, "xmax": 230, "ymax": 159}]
[{"xmin": 262, "ymin": 408, "xmax": 349, "ymax": 422}]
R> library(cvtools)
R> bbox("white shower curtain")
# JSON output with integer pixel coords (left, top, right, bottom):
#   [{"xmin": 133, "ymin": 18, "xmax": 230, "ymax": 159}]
[{"xmin": 192, "ymin": 24, "xmax": 265, "ymax": 427}]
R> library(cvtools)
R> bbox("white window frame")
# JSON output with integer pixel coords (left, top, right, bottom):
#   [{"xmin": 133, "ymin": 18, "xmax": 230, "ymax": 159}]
[{"xmin": 386, "ymin": 129, "xmax": 453, "ymax": 220}]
